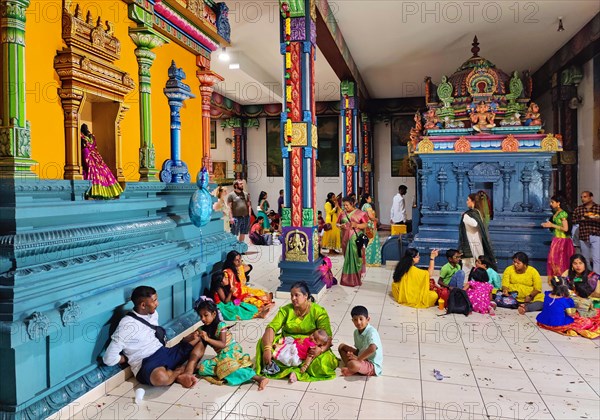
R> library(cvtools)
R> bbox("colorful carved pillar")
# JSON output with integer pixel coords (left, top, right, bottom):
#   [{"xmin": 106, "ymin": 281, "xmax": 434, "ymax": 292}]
[
  {"xmin": 361, "ymin": 114, "xmax": 373, "ymax": 195},
  {"xmin": 278, "ymin": 0, "xmax": 321, "ymax": 294},
  {"xmin": 0, "ymin": 0, "xmax": 36, "ymax": 178},
  {"xmin": 341, "ymin": 81, "xmax": 358, "ymax": 196},
  {"xmin": 551, "ymin": 66, "xmax": 582, "ymax": 205},
  {"xmin": 129, "ymin": 28, "xmax": 168, "ymax": 181},
  {"xmin": 221, "ymin": 117, "xmax": 243, "ymax": 180},
  {"xmin": 197, "ymin": 68, "xmax": 224, "ymax": 175},
  {"xmin": 160, "ymin": 61, "xmax": 195, "ymax": 183},
  {"xmin": 233, "ymin": 125, "xmax": 243, "ymax": 179}
]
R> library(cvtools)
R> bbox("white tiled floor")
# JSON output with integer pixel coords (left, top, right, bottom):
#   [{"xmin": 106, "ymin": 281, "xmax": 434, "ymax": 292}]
[{"xmin": 56, "ymin": 243, "xmax": 600, "ymax": 420}]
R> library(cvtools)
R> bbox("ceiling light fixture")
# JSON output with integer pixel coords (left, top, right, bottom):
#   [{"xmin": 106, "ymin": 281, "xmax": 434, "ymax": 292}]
[
  {"xmin": 557, "ymin": 17, "xmax": 565, "ymax": 32},
  {"xmin": 218, "ymin": 47, "xmax": 230, "ymax": 61},
  {"xmin": 228, "ymin": 63, "xmax": 240, "ymax": 70}
]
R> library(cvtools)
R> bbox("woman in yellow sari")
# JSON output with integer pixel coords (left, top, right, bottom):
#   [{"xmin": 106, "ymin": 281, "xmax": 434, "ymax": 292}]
[
  {"xmin": 223, "ymin": 251, "xmax": 274, "ymax": 316},
  {"xmin": 322, "ymin": 193, "xmax": 342, "ymax": 253},
  {"xmin": 392, "ymin": 248, "xmax": 439, "ymax": 308}
]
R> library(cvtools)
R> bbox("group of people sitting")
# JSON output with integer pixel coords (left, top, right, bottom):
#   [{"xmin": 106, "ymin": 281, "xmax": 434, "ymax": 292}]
[
  {"xmin": 391, "ymin": 247, "xmax": 600, "ymax": 338},
  {"xmin": 103, "ymin": 279, "xmax": 383, "ymax": 391}
]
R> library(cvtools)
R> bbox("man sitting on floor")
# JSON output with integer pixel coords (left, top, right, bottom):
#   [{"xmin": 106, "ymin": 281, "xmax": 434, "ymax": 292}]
[{"xmin": 103, "ymin": 286, "xmax": 203, "ymax": 388}]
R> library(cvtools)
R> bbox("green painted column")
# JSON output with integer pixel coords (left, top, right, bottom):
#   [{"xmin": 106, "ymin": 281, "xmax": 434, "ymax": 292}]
[
  {"xmin": 0, "ymin": 0, "xmax": 36, "ymax": 178},
  {"xmin": 129, "ymin": 28, "xmax": 168, "ymax": 181}
]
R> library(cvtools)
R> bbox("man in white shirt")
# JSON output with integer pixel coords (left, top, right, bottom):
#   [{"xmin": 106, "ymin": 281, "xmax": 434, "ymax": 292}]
[
  {"xmin": 390, "ymin": 185, "xmax": 408, "ymax": 225},
  {"xmin": 103, "ymin": 286, "xmax": 203, "ymax": 388}
]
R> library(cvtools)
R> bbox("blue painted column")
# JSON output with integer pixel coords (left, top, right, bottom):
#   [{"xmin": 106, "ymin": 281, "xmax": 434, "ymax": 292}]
[
  {"xmin": 161, "ymin": 61, "xmax": 195, "ymax": 183},
  {"xmin": 277, "ymin": 1, "xmax": 322, "ymax": 294}
]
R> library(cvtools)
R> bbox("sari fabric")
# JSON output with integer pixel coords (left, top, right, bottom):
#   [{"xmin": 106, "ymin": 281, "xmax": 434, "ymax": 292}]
[
  {"xmin": 322, "ymin": 201, "xmax": 341, "ymax": 250},
  {"xmin": 223, "ymin": 268, "xmax": 273, "ymax": 310},
  {"xmin": 197, "ymin": 322, "xmax": 255, "ymax": 385},
  {"xmin": 538, "ymin": 310, "xmax": 600, "ymax": 339},
  {"xmin": 547, "ymin": 210, "xmax": 574, "ymax": 277},
  {"xmin": 392, "ymin": 266, "xmax": 438, "ymax": 308},
  {"xmin": 337, "ymin": 209, "xmax": 369, "ymax": 287},
  {"xmin": 361, "ymin": 203, "xmax": 382, "ymax": 267},
  {"xmin": 81, "ymin": 133, "xmax": 123, "ymax": 199},
  {"xmin": 255, "ymin": 303, "xmax": 338, "ymax": 382}
]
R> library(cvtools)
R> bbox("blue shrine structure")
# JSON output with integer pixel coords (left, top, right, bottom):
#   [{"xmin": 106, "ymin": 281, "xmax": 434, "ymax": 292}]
[{"xmin": 410, "ymin": 38, "xmax": 561, "ymax": 272}]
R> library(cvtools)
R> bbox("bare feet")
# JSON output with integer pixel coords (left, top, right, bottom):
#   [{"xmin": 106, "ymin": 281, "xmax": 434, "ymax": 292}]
[
  {"xmin": 176, "ymin": 373, "xmax": 198, "ymax": 388},
  {"xmin": 257, "ymin": 377, "xmax": 269, "ymax": 390},
  {"xmin": 517, "ymin": 304, "xmax": 526, "ymax": 315},
  {"xmin": 289, "ymin": 372, "xmax": 298, "ymax": 384},
  {"xmin": 340, "ymin": 367, "xmax": 352, "ymax": 377}
]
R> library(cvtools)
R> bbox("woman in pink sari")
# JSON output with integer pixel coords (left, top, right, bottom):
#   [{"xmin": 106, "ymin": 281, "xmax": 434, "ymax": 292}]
[
  {"xmin": 541, "ymin": 195, "xmax": 574, "ymax": 279},
  {"xmin": 337, "ymin": 196, "xmax": 369, "ymax": 287},
  {"xmin": 81, "ymin": 124, "xmax": 123, "ymax": 199}
]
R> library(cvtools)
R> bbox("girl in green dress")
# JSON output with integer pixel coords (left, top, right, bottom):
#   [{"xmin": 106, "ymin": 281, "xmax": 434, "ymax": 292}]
[
  {"xmin": 195, "ymin": 300, "xmax": 269, "ymax": 389},
  {"xmin": 360, "ymin": 193, "xmax": 382, "ymax": 267},
  {"xmin": 255, "ymin": 281, "xmax": 338, "ymax": 382}
]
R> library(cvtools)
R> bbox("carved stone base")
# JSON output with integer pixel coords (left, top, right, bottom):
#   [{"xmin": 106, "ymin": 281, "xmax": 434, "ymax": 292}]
[
  {"xmin": 139, "ymin": 166, "xmax": 160, "ymax": 182},
  {"xmin": 0, "ymin": 125, "xmax": 37, "ymax": 179},
  {"xmin": 0, "ymin": 157, "xmax": 38, "ymax": 179},
  {"xmin": 278, "ymin": 258, "xmax": 324, "ymax": 295},
  {"xmin": 160, "ymin": 159, "xmax": 191, "ymax": 184}
]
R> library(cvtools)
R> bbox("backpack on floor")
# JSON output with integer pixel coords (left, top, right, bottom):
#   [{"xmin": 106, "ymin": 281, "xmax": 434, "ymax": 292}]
[{"xmin": 446, "ymin": 288, "xmax": 472, "ymax": 316}]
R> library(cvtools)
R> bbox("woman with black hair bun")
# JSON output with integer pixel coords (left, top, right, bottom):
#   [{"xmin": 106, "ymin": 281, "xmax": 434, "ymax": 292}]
[{"xmin": 255, "ymin": 281, "xmax": 338, "ymax": 383}]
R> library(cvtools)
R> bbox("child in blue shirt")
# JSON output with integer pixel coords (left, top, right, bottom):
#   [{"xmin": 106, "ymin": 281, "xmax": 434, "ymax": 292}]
[
  {"xmin": 476, "ymin": 254, "xmax": 502, "ymax": 292},
  {"xmin": 537, "ymin": 276, "xmax": 575, "ymax": 327},
  {"xmin": 338, "ymin": 306, "xmax": 382, "ymax": 376}
]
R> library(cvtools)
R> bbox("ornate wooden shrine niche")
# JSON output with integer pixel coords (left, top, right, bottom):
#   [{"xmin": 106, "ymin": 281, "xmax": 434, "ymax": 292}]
[{"xmin": 54, "ymin": 1, "xmax": 135, "ymax": 182}]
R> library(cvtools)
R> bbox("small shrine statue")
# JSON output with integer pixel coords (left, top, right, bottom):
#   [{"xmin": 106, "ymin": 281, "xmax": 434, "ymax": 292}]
[
  {"xmin": 80, "ymin": 124, "xmax": 123, "ymax": 199},
  {"xmin": 469, "ymin": 101, "xmax": 496, "ymax": 132},
  {"xmin": 524, "ymin": 102, "xmax": 542, "ymax": 126},
  {"xmin": 423, "ymin": 108, "xmax": 442, "ymax": 131},
  {"xmin": 409, "ymin": 111, "xmax": 422, "ymax": 153}
]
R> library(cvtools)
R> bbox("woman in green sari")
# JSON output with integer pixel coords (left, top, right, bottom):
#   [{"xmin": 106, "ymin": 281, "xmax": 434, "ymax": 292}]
[
  {"xmin": 359, "ymin": 193, "xmax": 382, "ymax": 267},
  {"xmin": 337, "ymin": 196, "xmax": 369, "ymax": 287},
  {"xmin": 255, "ymin": 281, "xmax": 338, "ymax": 382}
]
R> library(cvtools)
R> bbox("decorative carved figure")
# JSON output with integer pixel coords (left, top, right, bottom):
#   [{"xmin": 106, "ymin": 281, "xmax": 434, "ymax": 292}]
[
  {"xmin": 469, "ymin": 101, "xmax": 496, "ymax": 132},
  {"xmin": 524, "ymin": 102, "xmax": 542, "ymax": 126},
  {"xmin": 81, "ymin": 124, "xmax": 123, "ymax": 199}
]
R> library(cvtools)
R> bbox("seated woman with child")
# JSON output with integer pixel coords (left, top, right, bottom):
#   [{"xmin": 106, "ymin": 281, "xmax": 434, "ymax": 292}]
[
  {"xmin": 255, "ymin": 281, "xmax": 338, "ymax": 382},
  {"xmin": 392, "ymin": 248, "xmax": 439, "ymax": 308}
]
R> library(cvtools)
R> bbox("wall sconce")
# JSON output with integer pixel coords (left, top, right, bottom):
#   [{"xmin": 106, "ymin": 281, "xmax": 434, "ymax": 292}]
[
  {"xmin": 557, "ymin": 17, "xmax": 565, "ymax": 32},
  {"xmin": 218, "ymin": 47, "xmax": 230, "ymax": 61}
]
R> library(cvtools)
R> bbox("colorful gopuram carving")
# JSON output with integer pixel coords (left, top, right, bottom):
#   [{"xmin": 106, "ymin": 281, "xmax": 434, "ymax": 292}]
[{"xmin": 411, "ymin": 37, "xmax": 561, "ymax": 271}]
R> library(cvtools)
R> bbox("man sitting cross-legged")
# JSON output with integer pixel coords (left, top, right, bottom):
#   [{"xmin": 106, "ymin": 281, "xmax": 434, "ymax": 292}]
[{"xmin": 103, "ymin": 286, "xmax": 203, "ymax": 388}]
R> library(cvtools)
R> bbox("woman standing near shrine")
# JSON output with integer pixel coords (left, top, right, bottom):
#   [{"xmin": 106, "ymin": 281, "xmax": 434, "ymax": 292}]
[
  {"xmin": 337, "ymin": 196, "xmax": 369, "ymax": 287},
  {"xmin": 458, "ymin": 193, "xmax": 496, "ymax": 273},
  {"xmin": 359, "ymin": 193, "xmax": 381, "ymax": 267},
  {"xmin": 322, "ymin": 193, "xmax": 342, "ymax": 253},
  {"xmin": 80, "ymin": 124, "xmax": 123, "ymax": 199},
  {"xmin": 541, "ymin": 195, "xmax": 574, "ymax": 279},
  {"xmin": 213, "ymin": 186, "xmax": 231, "ymax": 233}
]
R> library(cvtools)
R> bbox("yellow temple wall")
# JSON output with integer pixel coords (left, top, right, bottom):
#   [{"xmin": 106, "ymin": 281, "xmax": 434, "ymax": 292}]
[{"xmin": 25, "ymin": 0, "xmax": 204, "ymax": 181}]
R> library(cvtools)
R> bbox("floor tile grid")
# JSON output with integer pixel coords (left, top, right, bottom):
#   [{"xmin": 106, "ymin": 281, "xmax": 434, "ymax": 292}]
[
  {"xmin": 486, "ymin": 312, "xmax": 583, "ymax": 419},
  {"xmin": 497, "ymin": 311, "xmax": 600, "ymax": 402},
  {"xmin": 455, "ymin": 314, "xmax": 546, "ymax": 420}
]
